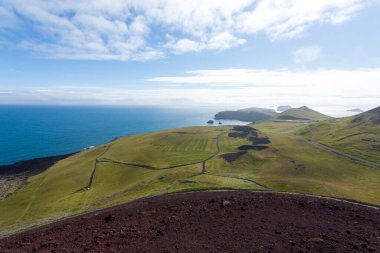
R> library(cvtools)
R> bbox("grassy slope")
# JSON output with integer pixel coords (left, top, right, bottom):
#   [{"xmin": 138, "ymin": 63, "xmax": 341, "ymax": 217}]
[
  {"xmin": 298, "ymin": 115, "xmax": 380, "ymax": 163},
  {"xmin": 0, "ymin": 126, "xmax": 257, "ymax": 232},
  {"xmin": 276, "ymin": 106, "xmax": 331, "ymax": 121},
  {"xmin": 103, "ymin": 127, "xmax": 220, "ymax": 167},
  {"xmin": 253, "ymin": 121, "xmax": 380, "ymax": 203},
  {"xmin": 1, "ymin": 123, "xmax": 379, "ymax": 235}
]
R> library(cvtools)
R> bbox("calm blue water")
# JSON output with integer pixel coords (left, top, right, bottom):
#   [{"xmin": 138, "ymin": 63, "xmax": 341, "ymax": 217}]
[{"xmin": 0, "ymin": 106, "xmax": 244, "ymax": 165}]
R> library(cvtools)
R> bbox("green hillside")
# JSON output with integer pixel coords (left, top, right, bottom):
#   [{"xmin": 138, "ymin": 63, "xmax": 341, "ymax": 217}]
[
  {"xmin": 215, "ymin": 106, "xmax": 331, "ymax": 122},
  {"xmin": 215, "ymin": 107, "xmax": 277, "ymax": 122},
  {"xmin": 299, "ymin": 106, "xmax": 380, "ymax": 163},
  {"xmin": 276, "ymin": 106, "xmax": 331, "ymax": 121},
  {"xmin": 1, "ymin": 123, "xmax": 380, "ymax": 236}
]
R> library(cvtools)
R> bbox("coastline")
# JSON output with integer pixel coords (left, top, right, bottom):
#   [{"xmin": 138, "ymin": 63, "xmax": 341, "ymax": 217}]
[
  {"xmin": 0, "ymin": 153, "xmax": 75, "ymax": 175},
  {"xmin": 0, "ymin": 153, "xmax": 76, "ymax": 201},
  {"xmin": 0, "ymin": 105, "xmax": 219, "ymax": 165}
]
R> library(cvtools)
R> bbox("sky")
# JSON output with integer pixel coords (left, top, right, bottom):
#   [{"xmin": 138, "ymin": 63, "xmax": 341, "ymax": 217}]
[{"xmin": 0, "ymin": 0, "xmax": 379, "ymax": 116}]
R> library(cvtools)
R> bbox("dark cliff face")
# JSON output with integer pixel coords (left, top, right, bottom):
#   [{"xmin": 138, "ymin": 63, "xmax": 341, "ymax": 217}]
[{"xmin": 214, "ymin": 111, "xmax": 273, "ymax": 122}]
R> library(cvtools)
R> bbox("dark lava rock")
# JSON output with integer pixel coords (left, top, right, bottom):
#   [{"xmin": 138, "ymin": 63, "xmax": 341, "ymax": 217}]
[
  {"xmin": 221, "ymin": 200, "xmax": 232, "ymax": 208},
  {"xmin": 104, "ymin": 215, "xmax": 115, "ymax": 223},
  {"xmin": 249, "ymin": 136, "xmax": 271, "ymax": 145},
  {"xmin": 221, "ymin": 152, "xmax": 247, "ymax": 163}
]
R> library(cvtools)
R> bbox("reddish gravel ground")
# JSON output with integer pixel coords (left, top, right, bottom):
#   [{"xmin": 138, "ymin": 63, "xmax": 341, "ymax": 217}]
[{"xmin": 0, "ymin": 190, "xmax": 379, "ymax": 253}]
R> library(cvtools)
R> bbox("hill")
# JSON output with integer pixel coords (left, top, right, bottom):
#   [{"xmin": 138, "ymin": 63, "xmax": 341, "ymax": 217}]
[
  {"xmin": 215, "ymin": 106, "xmax": 331, "ymax": 122},
  {"xmin": 1, "ymin": 191, "xmax": 379, "ymax": 253},
  {"xmin": 1, "ymin": 124, "xmax": 379, "ymax": 236},
  {"xmin": 299, "ymin": 106, "xmax": 380, "ymax": 163},
  {"xmin": 214, "ymin": 107, "xmax": 277, "ymax": 122},
  {"xmin": 352, "ymin": 106, "xmax": 380, "ymax": 125},
  {"xmin": 276, "ymin": 106, "xmax": 331, "ymax": 121}
]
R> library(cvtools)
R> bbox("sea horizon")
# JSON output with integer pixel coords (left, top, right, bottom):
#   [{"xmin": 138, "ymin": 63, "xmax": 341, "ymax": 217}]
[{"xmin": 0, "ymin": 105, "xmax": 246, "ymax": 165}]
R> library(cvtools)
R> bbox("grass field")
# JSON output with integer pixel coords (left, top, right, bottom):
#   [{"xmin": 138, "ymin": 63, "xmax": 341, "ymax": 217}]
[
  {"xmin": 253, "ymin": 121, "xmax": 380, "ymax": 203},
  {"xmin": 1, "ymin": 123, "xmax": 379, "ymax": 236},
  {"xmin": 298, "ymin": 114, "xmax": 380, "ymax": 163}
]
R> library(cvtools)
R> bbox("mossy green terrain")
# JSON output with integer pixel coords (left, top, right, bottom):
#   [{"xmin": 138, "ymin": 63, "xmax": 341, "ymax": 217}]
[
  {"xmin": 276, "ymin": 106, "xmax": 331, "ymax": 121},
  {"xmin": 1, "ymin": 122, "xmax": 379, "ymax": 236},
  {"xmin": 298, "ymin": 107, "xmax": 380, "ymax": 163},
  {"xmin": 253, "ymin": 121, "xmax": 380, "ymax": 203},
  {"xmin": 0, "ymin": 126, "xmax": 254, "ymax": 233}
]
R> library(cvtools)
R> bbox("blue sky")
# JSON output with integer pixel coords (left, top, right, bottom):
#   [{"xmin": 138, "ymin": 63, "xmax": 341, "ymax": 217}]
[{"xmin": 0, "ymin": 0, "xmax": 379, "ymax": 116}]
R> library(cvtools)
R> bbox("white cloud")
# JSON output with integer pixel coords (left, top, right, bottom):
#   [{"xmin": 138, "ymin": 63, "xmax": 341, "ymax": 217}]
[
  {"xmin": 167, "ymin": 32, "xmax": 246, "ymax": 54},
  {"xmin": 147, "ymin": 67, "xmax": 380, "ymax": 113},
  {"xmin": 168, "ymin": 38, "xmax": 201, "ymax": 54},
  {"xmin": 236, "ymin": 0, "xmax": 366, "ymax": 39},
  {"xmin": 293, "ymin": 46, "xmax": 321, "ymax": 63},
  {"xmin": 2, "ymin": 67, "xmax": 379, "ymax": 116},
  {"xmin": 0, "ymin": 0, "xmax": 368, "ymax": 60}
]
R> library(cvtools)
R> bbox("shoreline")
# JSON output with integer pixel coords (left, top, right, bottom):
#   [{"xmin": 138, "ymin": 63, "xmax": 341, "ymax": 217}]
[
  {"xmin": 0, "ymin": 153, "xmax": 76, "ymax": 202},
  {"xmin": 0, "ymin": 121, "xmax": 247, "ymax": 168},
  {"xmin": 0, "ymin": 153, "xmax": 76, "ymax": 175}
]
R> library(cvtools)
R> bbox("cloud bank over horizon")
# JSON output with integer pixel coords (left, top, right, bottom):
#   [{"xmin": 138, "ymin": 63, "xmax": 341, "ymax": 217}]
[
  {"xmin": 0, "ymin": 0, "xmax": 379, "ymax": 115},
  {"xmin": 0, "ymin": 0, "xmax": 368, "ymax": 61},
  {"xmin": 1, "ymin": 67, "xmax": 379, "ymax": 116}
]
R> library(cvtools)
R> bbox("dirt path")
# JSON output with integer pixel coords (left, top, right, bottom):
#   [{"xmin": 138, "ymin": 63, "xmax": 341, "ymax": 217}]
[
  {"xmin": 274, "ymin": 127, "xmax": 380, "ymax": 169},
  {"xmin": 306, "ymin": 140, "xmax": 380, "ymax": 169},
  {"xmin": 201, "ymin": 133, "xmax": 221, "ymax": 173},
  {"xmin": 86, "ymin": 145, "xmax": 112, "ymax": 190},
  {"xmin": 2, "ymin": 190, "xmax": 379, "ymax": 253}
]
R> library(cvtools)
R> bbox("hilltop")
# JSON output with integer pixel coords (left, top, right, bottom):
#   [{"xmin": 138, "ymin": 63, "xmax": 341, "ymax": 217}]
[
  {"xmin": 215, "ymin": 106, "xmax": 331, "ymax": 122},
  {"xmin": 352, "ymin": 106, "xmax": 380, "ymax": 125},
  {"xmin": 214, "ymin": 107, "xmax": 277, "ymax": 122},
  {"xmin": 276, "ymin": 106, "xmax": 331, "ymax": 121},
  {"xmin": 299, "ymin": 106, "xmax": 380, "ymax": 163}
]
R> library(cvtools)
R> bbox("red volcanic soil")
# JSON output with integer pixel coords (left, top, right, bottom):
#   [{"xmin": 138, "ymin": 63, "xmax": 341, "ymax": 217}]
[{"xmin": 1, "ymin": 191, "xmax": 379, "ymax": 253}]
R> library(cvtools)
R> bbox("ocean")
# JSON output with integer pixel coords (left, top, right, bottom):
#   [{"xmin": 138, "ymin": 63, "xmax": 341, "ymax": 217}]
[{"xmin": 0, "ymin": 105, "xmax": 244, "ymax": 165}]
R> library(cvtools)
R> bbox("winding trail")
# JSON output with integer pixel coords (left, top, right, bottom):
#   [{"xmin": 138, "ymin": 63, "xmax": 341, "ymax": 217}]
[
  {"xmin": 306, "ymin": 140, "xmax": 380, "ymax": 169},
  {"xmin": 86, "ymin": 145, "xmax": 112, "ymax": 190},
  {"xmin": 275, "ymin": 128, "xmax": 380, "ymax": 169}
]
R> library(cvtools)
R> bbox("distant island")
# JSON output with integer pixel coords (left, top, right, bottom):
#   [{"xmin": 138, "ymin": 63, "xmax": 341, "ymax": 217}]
[
  {"xmin": 215, "ymin": 106, "xmax": 331, "ymax": 122},
  {"xmin": 214, "ymin": 107, "xmax": 277, "ymax": 122},
  {"xmin": 347, "ymin": 108, "xmax": 363, "ymax": 113}
]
